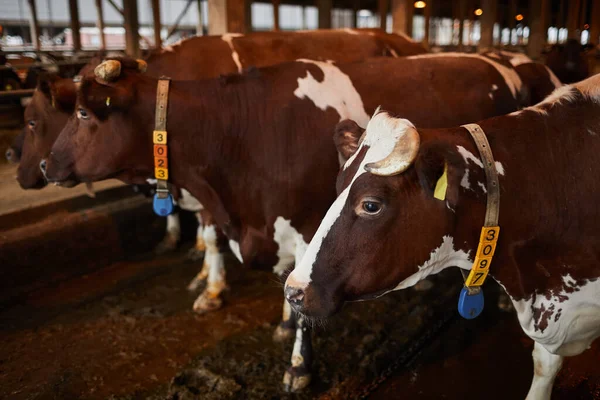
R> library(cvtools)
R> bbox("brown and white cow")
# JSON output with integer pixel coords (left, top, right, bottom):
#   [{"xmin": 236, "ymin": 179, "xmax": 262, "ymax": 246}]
[
  {"xmin": 11, "ymin": 29, "xmax": 426, "ymax": 314},
  {"xmin": 42, "ymin": 54, "xmax": 534, "ymax": 391},
  {"xmin": 285, "ymin": 76, "xmax": 600, "ymax": 399}
]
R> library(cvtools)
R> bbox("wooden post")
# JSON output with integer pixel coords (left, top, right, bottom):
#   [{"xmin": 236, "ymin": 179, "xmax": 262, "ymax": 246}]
[
  {"xmin": 94, "ymin": 0, "xmax": 106, "ymax": 50},
  {"xmin": 580, "ymin": 0, "xmax": 588, "ymax": 32},
  {"xmin": 528, "ymin": 0, "xmax": 549, "ymax": 59},
  {"xmin": 318, "ymin": 0, "xmax": 332, "ymax": 29},
  {"xmin": 454, "ymin": 0, "xmax": 467, "ymax": 49},
  {"xmin": 197, "ymin": 0, "xmax": 204, "ymax": 35},
  {"xmin": 352, "ymin": 0, "xmax": 359, "ymax": 28},
  {"xmin": 68, "ymin": 0, "xmax": 81, "ymax": 51},
  {"xmin": 123, "ymin": 0, "xmax": 140, "ymax": 57},
  {"xmin": 391, "ymin": 0, "xmax": 413, "ymax": 37},
  {"xmin": 151, "ymin": 0, "xmax": 161, "ymax": 48},
  {"xmin": 591, "ymin": 0, "xmax": 600, "ymax": 45},
  {"xmin": 479, "ymin": 0, "xmax": 497, "ymax": 48},
  {"xmin": 208, "ymin": 0, "xmax": 249, "ymax": 35},
  {"xmin": 566, "ymin": 0, "xmax": 582, "ymax": 39},
  {"xmin": 273, "ymin": 0, "xmax": 280, "ymax": 31},
  {"xmin": 424, "ymin": 0, "xmax": 432, "ymax": 46},
  {"xmin": 558, "ymin": 0, "xmax": 565, "ymax": 28},
  {"xmin": 379, "ymin": 0, "xmax": 388, "ymax": 31},
  {"xmin": 26, "ymin": 0, "xmax": 40, "ymax": 51}
]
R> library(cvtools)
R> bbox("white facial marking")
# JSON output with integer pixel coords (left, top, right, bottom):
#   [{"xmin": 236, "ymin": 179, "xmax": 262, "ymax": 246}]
[
  {"xmin": 291, "ymin": 112, "xmax": 416, "ymax": 286},
  {"xmin": 393, "ymin": 236, "xmax": 472, "ymax": 291},
  {"xmin": 221, "ymin": 33, "xmax": 243, "ymax": 73},
  {"xmin": 406, "ymin": 53, "xmax": 523, "ymax": 99},
  {"xmin": 228, "ymin": 239, "xmax": 243, "ymax": 263},
  {"xmin": 273, "ymin": 216, "xmax": 308, "ymax": 276},
  {"xmin": 294, "ymin": 59, "xmax": 370, "ymax": 127}
]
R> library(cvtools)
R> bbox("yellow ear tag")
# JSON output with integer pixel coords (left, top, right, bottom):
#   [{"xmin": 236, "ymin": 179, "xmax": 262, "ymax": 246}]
[
  {"xmin": 433, "ymin": 163, "xmax": 448, "ymax": 201},
  {"xmin": 106, "ymin": 97, "xmax": 111, "ymax": 107}
]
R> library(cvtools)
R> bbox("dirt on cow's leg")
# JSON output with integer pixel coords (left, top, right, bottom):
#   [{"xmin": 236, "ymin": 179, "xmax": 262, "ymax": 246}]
[
  {"xmin": 186, "ymin": 212, "xmax": 206, "ymax": 261},
  {"xmin": 525, "ymin": 342, "xmax": 564, "ymax": 400},
  {"xmin": 282, "ymin": 314, "xmax": 312, "ymax": 393},
  {"xmin": 187, "ymin": 259, "xmax": 210, "ymax": 291},
  {"xmin": 155, "ymin": 211, "xmax": 181, "ymax": 254},
  {"xmin": 273, "ymin": 299, "xmax": 296, "ymax": 342},
  {"xmin": 192, "ymin": 227, "xmax": 226, "ymax": 314}
]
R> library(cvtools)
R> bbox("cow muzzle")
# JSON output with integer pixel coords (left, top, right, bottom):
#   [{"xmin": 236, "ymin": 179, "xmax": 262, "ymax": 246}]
[{"xmin": 5, "ymin": 147, "xmax": 19, "ymax": 163}]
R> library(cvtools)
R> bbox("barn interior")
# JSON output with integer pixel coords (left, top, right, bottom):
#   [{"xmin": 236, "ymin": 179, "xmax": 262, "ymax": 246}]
[{"xmin": 1, "ymin": 1, "xmax": 600, "ymax": 399}]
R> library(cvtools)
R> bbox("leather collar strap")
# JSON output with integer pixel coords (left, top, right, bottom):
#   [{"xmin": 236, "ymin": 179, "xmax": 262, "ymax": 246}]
[
  {"xmin": 460, "ymin": 123, "xmax": 501, "ymax": 289},
  {"xmin": 153, "ymin": 78, "xmax": 170, "ymax": 198}
]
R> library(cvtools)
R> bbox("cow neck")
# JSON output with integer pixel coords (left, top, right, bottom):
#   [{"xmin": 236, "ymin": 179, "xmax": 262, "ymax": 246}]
[{"xmin": 159, "ymin": 77, "xmax": 250, "ymax": 235}]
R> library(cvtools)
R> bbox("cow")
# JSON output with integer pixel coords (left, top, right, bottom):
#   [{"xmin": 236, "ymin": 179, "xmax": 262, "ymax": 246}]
[
  {"xmin": 285, "ymin": 75, "xmax": 600, "ymax": 400},
  {"xmin": 10, "ymin": 28, "xmax": 427, "ymax": 314},
  {"xmin": 41, "ymin": 52, "xmax": 539, "ymax": 391},
  {"xmin": 545, "ymin": 39, "xmax": 590, "ymax": 84}
]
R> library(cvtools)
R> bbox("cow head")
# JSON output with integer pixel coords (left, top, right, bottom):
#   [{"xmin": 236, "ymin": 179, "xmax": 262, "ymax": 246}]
[
  {"xmin": 6, "ymin": 130, "xmax": 24, "ymax": 164},
  {"xmin": 44, "ymin": 58, "xmax": 153, "ymax": 185},
  {"xmin": 16, "ymin": 74, "xmax": 77, "ymax": 189},
  {"xmin": 285, "ymin": 111, "xmax": 471, "ymax": 317}
]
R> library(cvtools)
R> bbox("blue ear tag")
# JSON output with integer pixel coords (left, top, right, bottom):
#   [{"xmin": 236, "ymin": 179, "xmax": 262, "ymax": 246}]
[
  {"xmin": 153, "ymin": 193, "xmax": 174, "ymax": 216},
  {"xmin": 458, "ymin": 287, "xmax": 484, "ymax": 319}
]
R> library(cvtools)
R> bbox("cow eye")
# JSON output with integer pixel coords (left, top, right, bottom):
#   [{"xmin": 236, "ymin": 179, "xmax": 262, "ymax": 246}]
[
  {"xmin": 77, "ymin": 108, "xmax": 89, "ymax": 120},
  {"xmin": 362, "ymin": 200, "xmax": 382, "ymax": 215},
  {"xmin": 28, "ymin": 120, "xmax": 36, "ymax": 128}
]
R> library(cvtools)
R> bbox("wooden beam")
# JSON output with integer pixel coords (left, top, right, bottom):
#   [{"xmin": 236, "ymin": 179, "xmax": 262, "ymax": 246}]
[
  {"xmin": 479, "ymin": 0, "xmax": 497, "ymax": 48},
  {"xmin": 453, "ymin": 0, "xmax": 467, "ymax": 49},
  {"xmin": 273, "ymin": 0, "xmax": 280, "ymax": 31},
  {"xmin": 208, "ymin": 0, "xmax": 249, "ymax": 35},
  {"xmin": 352, "ymin": 0, "xmax": 359, "ymax": 28},
  {"xmin": 107, "ymin": 0, "xmax": 124, "ymax": 16},
  {"xmin": 566, "ymin": 0, "xmax": 582, "ymax": 39},
  {"xmin": 528, "ymin": 0, "xmax": 549, "ymax": 59},
  {"xmin": 123, "ymin": 0, "xmax": 140, "ymax": 57},
  {"xmin": 94, "ymin": 0, "xmax": 106, "ymax": 50},
  {"xmin": 379, "ymin": 0, "xmax": 388, "ymax": 31},
  {"xmin": 151, "ymin": 0, "xmax": 161, "ymax": 48},
  {"xmin": 318, "ymin": 0, "xmax": 332, "ymax": 29},
  {"xmin": 166, "ymin": 0, "xmax": 194, "ymax": 40},
  {"xmin": 591, "ymin": 0, "xmax": 600, "ymax": 45},
  {"xmin": 68, "ymin": 0, "xmax": 81, "ymax": 51},
  {"xmin": 509, "ymin": 0, "xmax": 517, "ymax": 30},
  {"xmin": 26, "ymin": 0, "xmax": 40, "ymax": 51},
  {"xmin": 558, "ymin": 0, "xmax": 566, "ymax": 28},
  {"xmin": 391, "ymin": 0, "xmax": 413, "ymax": 37}
]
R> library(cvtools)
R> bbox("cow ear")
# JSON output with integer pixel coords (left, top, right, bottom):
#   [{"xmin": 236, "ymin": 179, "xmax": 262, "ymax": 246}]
[
  {"xmin": 51, "ymin": 79, "xmax": 77, "ymax": 112},
  {"xmin": 334, "ymin": 119, "xmax": 365, "ymax": 163},
  {"xmin": 415, "ymin": 142, "xmax": 465, "ymax": 208}
]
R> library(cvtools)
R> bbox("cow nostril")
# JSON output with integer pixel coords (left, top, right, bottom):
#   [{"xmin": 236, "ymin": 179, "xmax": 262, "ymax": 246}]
[
  {"xmin": 285, "ymin": 286, "xmax": 305, "ymax": 305},
  {"xmin": 5, "ymin": 148, "xmax": 13, "ymax": 161},
  {"xmin": 39, "ymin": 159, "xmax": 47, "ymax": 172}
]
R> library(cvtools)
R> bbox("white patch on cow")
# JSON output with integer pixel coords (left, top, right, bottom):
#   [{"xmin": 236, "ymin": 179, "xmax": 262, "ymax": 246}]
[
  {"xmin": 460, "ymin": 169, "xmax": 471, "ymax": 190},
  {"xmin": 200, "ymin": 225, "xmax": 226, "ymax": 297},
  {"xmin": 495, "ymin": 161, "xmax": 505, "ymax": 176},
  {"xmin": 531, "ymin": 85, "xmax": 578, "ymax": 114},
  {"xmin": 446, "ymin": 201, "xmax": 455, "ymax": 213},
  {"xmin": 497, "ymin": 50, "xmax": 532, "ymax": 67},
  {"xmin": 405, "ymin": 52, "xmax": 523, "ymax": 99},
  {"xmin": 588, "ymin": 129, "xmax": 597, "ymax": 136},
  {"xmin": 290, "ymin": 317, "xmax": 307, "ymax": 367},
  {"xmin": 146, "ymin": 178, "xmax": 157, "ymax": 185},
  {"xmin": 221, "ymin": 33, "xmax": 243, "ymax": 73},
  {"xmin": 478, "ymin": 181, "xmax": 487, "ymax": 193},
  {"xmin": 525, "ymin": 341, "xmax": 564, "ymax": 400},
  {"xmin": 509, "ymin": 275, "xmax": 600, "ymax": 357},
  {"xmin": 228, "ymin": 239, "xmax": 243, "ymax": 263},
  {"xmin": 387, "ymin": 47, "xmax": 399, "ymax": 58},
  {"xmin": 294, "ymin": 59, "xmax": 370, "ymax": 127},
  {"xmin": 291, "ymin": 111, "xmax": 416, "ymax": 287},
  {"xmin": 273, "ymin": 217, "xmax": 308, "ymax": 276},
  {"xmin": 393, "ymin": 236, "xmax": 472, "ymax": 290},
  {"xmin": 178, "ymin": 188, "xmax": 204, "ymax": 212},
  {"xmin": 457, "ymin": 146, "xmax": 484, "ymax": 169}
]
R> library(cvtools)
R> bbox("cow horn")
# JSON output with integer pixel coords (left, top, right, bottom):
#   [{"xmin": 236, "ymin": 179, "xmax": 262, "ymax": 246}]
[
  {"xmin": 94, "ymin": 60, "xmax": 122, "ymax": 82},
  {"xmin": 136, "ymin": 59, "xmax": 148, "ymax": 73},
  {"xmin": 364, "ymin": 126, "xmax": 420, "ymax": 176}
]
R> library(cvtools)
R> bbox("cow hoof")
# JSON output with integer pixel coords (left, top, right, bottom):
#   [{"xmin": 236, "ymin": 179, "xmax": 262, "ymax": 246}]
[
  {"xmin": 272, "ymin": 325, "xmax": 295, "ymax": 343},
  {"xmin": 497, "ymin": 293, "xmax": 514, "ymax": 312},
  {"xmin": 282, "ymin": 367, "xmax": 311, "ymax": 393},
  {"xmin": 193, "ymin": 292, "xmax": 223, "ymax": 314},
  {"xmin": 154, "ymin": 237, "xmax": 178, "ymax": 255},
  {"xmin": 186, "ymin": 276, "xmax": 206, "ymax": 292},
  {"xmin": 414, "ymin": 279, "xmax": 434, "ymax": 291},
  {"xmin": 186, "ymin": 247, "xmax": 205, "ymax": 261}
]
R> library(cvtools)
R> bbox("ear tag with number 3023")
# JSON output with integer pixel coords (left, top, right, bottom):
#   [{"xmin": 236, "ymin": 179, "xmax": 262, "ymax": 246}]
[{"xmin": 153, "ymin": 193, "xmax": 174, "ymax": 216}]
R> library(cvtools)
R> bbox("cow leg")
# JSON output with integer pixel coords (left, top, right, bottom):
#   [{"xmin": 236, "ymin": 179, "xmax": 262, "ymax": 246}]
[
  {"xmin": 192, "ymin": 224, "xmax": 227, "ymax": 313},
  {"xmin": 525, "ymin": 342, "xmax": 563, "ymax": 400},
  {"xmin": 154, "ymin": 209, "xmax": 181, "ymax": 254},
  {"xmin": 273, "ymin": 299, "xmax": 296, "ymax": 342},
  {"xmin": 187, "ymin": 212, "xmax": 207, "ymax": 261},
  {"xmin": 283, "ymin": 314, "xmax": 312, "ymax": 392}
]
